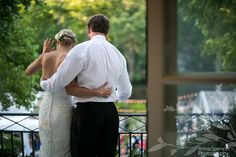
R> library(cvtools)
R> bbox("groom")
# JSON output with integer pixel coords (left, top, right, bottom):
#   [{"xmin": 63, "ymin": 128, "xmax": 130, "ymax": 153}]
[{"xmin": 40, "ymin": 14, "xmax": 132, "ymax": 157}]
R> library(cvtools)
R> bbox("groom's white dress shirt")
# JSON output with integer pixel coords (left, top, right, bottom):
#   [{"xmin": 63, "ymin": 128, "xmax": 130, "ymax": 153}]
[{"xmin": 40, "ymin": 35, "xmax": 132, "ymax": 103}]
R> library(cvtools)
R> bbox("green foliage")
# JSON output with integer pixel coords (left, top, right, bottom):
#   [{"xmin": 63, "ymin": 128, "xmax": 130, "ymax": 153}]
[
  {"xmin": 116, "ymin": 102, "xmax": 146, "ymax": 111},
  {"xmin": 0, "ymin": 0, "xmax": 42, "ymax": 41},
  {"xmin": 178, "ymin": 3, "xmax": 215, "ymax": 72},
  {"xmin": 110, "ymin": 0, "xmax": 146, "ymax": 82},
  {"xmin": 0, "ymin": 133, "xmax": 21, "ymax": 156},
  {"xmin": 0, "ymin": 0, "xmax": 41, "ymax": 110},
  {"xmin": 178, "ymin": 0, "xmax": 236, "ymax": 71}
]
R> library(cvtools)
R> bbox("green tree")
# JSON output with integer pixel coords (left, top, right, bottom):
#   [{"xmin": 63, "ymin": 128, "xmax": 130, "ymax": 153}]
[
  {"xmin": 0, "ymin": 0, "xmax": 41, "ymax": 110},
  {"xmin": 179, "ymin": 0, "xmax": 236, "ymax": 72},
  {"xmin": 110, "ymin": 0, "xmax": 146, "ymax": 82},
  {"xmin": 178, "ymin": 2, "xmax": 216, "ymax": 72}
]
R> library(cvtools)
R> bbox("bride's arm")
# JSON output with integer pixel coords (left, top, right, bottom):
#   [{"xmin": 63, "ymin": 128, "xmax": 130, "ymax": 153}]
[
  {"xmin": 65, "ymin": 80, "xmax": 112, "ymax": 98},
  {"xmin": 25, "ymin": 54, "xmax": 43, "ymax": 75},
  {"xmin": 25, "ymin": 39, "xmax": 53, "ymax": 75}
]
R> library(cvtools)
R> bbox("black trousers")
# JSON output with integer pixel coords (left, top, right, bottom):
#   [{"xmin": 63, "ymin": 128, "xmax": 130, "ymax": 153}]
[{"xmin": 70, "ymin": 102, "xmax": 119, "ymax": 157}]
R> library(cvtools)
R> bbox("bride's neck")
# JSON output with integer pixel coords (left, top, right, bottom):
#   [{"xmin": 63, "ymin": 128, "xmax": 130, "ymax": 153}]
[{"xmin": 56, "ymin": 44, "xmax": 73, "ymax": 53}]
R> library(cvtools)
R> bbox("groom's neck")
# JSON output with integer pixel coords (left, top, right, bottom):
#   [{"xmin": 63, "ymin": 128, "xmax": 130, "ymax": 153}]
[{"xmin": 89, "ymin": 32, "xmax": 106, "ymax": 39}]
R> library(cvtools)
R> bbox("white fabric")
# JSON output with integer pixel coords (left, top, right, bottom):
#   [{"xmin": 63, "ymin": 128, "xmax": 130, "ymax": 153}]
[
  {"xmin": 40, "ymin": 35, "xmax": 132, "ymax": 102},
  {"xmin": 39, "ymin": 89, "xmax": 72, "ymax": 157}
]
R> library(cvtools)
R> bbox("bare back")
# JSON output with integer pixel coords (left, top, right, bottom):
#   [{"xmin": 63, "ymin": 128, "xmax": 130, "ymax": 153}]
[{"xmin": 41, "ymin": 50, "xmax": 67, "ymax": 79}]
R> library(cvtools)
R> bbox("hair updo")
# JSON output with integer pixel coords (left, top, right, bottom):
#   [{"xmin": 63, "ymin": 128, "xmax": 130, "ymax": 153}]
[{"xmin": 54, "ymin": 29, "xmax": 77, "ymax": 47}]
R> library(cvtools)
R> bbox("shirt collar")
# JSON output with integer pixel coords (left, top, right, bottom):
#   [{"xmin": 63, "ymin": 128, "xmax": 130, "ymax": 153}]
[{"xmin": 91, "ymin": 35, "xmax": 106, "ymax": 40}]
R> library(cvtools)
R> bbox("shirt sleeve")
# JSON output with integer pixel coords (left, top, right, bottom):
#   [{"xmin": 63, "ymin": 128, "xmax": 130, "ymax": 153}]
[
  {"xmin": 40, "ymin": 46, "xmax": 84, "ymax": 91},
  {"xmin": 116, "ymin": 60, "xmax": 132, "ymax": 100}
]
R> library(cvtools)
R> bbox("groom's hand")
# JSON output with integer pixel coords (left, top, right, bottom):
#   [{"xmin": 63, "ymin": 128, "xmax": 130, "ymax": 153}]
[{"xmin": 97, "ymin": 82, "xmax": 112, "ymax": 98}]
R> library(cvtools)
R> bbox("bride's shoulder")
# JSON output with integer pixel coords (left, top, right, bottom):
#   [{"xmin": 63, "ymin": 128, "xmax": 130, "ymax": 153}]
[
  {"xmin": 42, "ymin": 51, "xmax": 57, "ymax": 62},
  {"xmin": 44, "ymin": 50, "xmax": 57, "ymax": 57}
]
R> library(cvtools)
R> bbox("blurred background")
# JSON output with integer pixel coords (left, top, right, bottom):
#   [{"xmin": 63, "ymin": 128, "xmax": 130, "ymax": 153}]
[{"xmin": 0, "ymin": 0, "xmax": 146, "ymax": 111}]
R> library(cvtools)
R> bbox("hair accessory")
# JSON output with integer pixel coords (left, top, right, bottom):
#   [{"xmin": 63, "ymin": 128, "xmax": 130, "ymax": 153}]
[{"xmin": 55, "ymin": 29, "xmax": 76, "ymax": 41}]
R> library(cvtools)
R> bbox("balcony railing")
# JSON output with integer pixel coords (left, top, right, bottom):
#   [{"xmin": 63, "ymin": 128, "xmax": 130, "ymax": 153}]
[{"xmin": 0, "ymin": 113, "xmax": 147, "ymax": 157}]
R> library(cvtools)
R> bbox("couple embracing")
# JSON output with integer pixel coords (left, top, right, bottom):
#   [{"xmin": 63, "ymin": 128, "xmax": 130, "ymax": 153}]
[{"xmin": 25, "ymin": 14, "xmax": 132, "ymax": 157}]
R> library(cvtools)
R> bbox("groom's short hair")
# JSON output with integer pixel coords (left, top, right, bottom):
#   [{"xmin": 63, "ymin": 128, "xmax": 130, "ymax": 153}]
[{"xmin": 87, "ymin": 14, "xmax": 109, "ymax": 35}]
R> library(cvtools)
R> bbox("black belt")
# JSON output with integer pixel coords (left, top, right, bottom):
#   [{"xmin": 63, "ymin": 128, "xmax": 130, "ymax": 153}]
[{"xmin": 75, "ymin": 102, "xmax": 115, "ymax": 111}]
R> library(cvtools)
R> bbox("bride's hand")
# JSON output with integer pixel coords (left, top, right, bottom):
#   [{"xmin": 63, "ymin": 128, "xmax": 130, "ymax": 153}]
[
  {"xmin": 42, "ymin": 38, "xmax": 54, "ymax": 54},
  {"xmin": 97, "ymin": 82, "xmax": 112, "ymax": 98}
]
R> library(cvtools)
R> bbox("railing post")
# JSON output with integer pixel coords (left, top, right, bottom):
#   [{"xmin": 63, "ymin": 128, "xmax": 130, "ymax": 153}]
[
  {"xmin": 129, "ymin": 133, "xmax": 132, "ymax": 156},
  {"xmin": 31, "ymin": 132, "xmax": 35, "ymax": 157},
  {"xmin": 118, "ymin": 134, "xmax": 121, "ymax": 157},
  {"xmin": 11, "ymin": 132, "xmax": 14, "ymax": 156},
  {"xmin": 141, "ymin": 133, "xmax": 143, "ymax": 157},
  {"xmin": 0, "ymin": 131, "xmax": 3, "ymax": 153},
  {"xmin": 21, "ymin": 132, "xmax": 24, "ymax": 157}
]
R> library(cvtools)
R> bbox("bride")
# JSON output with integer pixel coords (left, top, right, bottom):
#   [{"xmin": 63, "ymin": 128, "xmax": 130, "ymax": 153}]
[{"xmin": 25, "ymin": 29, "xmax": 111, "ymax": 157}]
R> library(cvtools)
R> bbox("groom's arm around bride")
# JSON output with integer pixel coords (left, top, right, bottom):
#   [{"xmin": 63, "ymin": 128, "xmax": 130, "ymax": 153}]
[{"xmin": 40, "ymin": 14, "xmax": 132, "ymax": 157}]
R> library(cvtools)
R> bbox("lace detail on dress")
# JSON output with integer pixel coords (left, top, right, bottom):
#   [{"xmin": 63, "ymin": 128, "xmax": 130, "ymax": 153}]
[{"xmin": 39, "ymin": 89, "xmax": 72, "ymax": 157}]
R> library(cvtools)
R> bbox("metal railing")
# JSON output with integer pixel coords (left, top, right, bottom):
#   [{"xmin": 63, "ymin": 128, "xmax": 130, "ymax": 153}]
[{"xmin": 0, "ymin": 113, "xmax": 147, "ymax": 157}]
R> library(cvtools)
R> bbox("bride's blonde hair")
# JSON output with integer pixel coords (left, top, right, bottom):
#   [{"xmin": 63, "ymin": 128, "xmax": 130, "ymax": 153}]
[{"xmin": 55, "ymin": 29, "xmax": 76, "ymax": 47}]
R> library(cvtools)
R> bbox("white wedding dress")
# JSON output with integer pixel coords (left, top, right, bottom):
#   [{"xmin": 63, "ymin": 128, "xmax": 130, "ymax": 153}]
[{"xmin": 39, "ymin": 89, "xmax": 72, "ymax": 157}]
